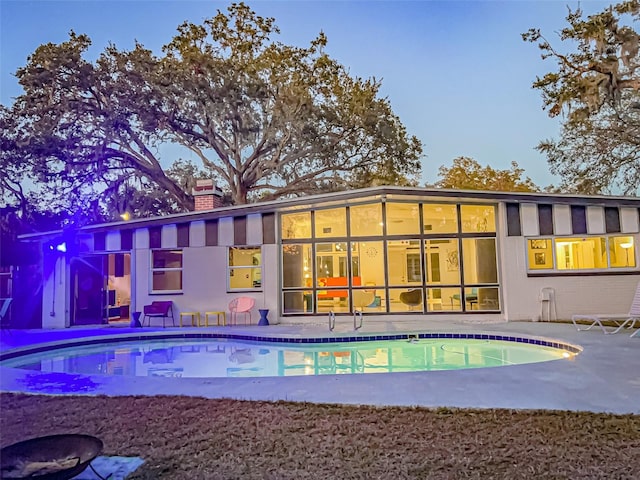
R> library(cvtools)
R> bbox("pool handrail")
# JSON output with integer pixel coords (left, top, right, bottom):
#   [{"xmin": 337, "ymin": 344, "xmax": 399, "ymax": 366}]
[{"xmin": 354, "ymin": 310, "xmax": 363, "ymax": 331}]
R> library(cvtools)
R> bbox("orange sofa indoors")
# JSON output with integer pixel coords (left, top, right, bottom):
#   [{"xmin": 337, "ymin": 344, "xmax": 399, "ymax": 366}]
[{"xmin": 317, "ymin": 277, "xmax": 361, "ymax": 299}]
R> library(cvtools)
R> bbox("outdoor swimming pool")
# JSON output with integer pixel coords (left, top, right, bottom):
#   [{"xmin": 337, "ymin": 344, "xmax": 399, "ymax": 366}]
[{"xmin": 0, "ymin": 334, "xmax": 579, "ymax": 378}]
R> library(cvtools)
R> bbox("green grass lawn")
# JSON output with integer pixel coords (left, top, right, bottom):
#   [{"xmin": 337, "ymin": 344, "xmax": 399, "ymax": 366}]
[{"xmin": 1, "ymin": 393, "xmax": 638, "ymax": 479}]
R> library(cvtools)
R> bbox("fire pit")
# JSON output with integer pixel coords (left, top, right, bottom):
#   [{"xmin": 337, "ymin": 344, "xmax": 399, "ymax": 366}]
[{"xmin": 0, "ymin": 434, "xmax": 103, "ymax": 480}]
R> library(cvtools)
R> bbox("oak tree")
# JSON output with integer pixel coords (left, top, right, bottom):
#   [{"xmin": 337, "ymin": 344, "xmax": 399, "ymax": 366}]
[
  {"xmin": 523, "ymin": 0, "xmax": 639, "ymax": 195},
  {"xmin": 4, "ymin": 2, "xmax": 422, "ymax": 226},
  {"xmin": 434, "ymin": 157, "xmax": 540, "ymax": 192}
]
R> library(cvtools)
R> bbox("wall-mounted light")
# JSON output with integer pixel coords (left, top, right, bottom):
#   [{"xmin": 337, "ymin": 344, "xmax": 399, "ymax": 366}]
[
  {"xmin": 46, "ymin": 241, "xmax": 66, "ymax": 253},
  {"xmin": 120, "ymin": 212, "xmax": 131, "ymax": 221}
]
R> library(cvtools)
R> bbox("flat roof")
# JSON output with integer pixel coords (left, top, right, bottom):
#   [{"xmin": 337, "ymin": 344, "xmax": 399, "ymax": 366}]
[{"xmin": 18, "ymin": 186, "xmax": 640, "ymax": 240}]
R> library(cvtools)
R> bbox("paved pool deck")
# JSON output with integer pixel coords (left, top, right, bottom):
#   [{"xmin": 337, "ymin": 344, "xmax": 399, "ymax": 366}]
[{"xmin": 1, "ymin": 319, "xmax": 638, "ymax": 414}]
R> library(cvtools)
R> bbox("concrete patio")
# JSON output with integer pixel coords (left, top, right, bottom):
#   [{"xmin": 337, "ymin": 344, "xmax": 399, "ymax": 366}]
[{"xmin": 1, "ymin": 319, "xmax": 638, "ymax": 414}]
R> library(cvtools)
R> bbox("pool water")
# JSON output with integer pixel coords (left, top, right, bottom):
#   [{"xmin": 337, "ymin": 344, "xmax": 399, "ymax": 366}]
[{"xmin": 0, "ymin": 337, "xmax": 573, "ymax": 378}]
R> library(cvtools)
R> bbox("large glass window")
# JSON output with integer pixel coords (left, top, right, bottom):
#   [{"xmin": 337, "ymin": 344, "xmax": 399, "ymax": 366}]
[
  {"xmin": 609, "ymin": 236, "xmax": 635, "ymax": 268},
  {"xmin": 282, "ymin": 244, "xmax": 312, "ymax": 288},
  {"xmin": 316, "ymin": 242, "xmax": 351, "ymax": 284},
  {"xmin": 228, "ymin": 247, "xmax": 262, "ymax": 291},
  {"xmin": 461, "ymin": 205, "xmax": 496, "ymax": 233},
  {"xmin": 351, "ymin": 241, "xmax": 385, "ymax": 312},
  {"xmin": 351, "ymin": 241, "xmax": 385, "ymax": 288},
  {"xmin": 350, "ymin": 204, "xmax": 383, "ymax": 236},
  {"xmin": 461, "ymin": 238, "xmax": 499, "ymax": 311},
  {"xmin": 462, "ymin": 238, "xmax": 498, "ymax": 284},
  {"xmin": 448, "ymin": 286, "xmax": 499, "ymax": 311},
  {"xmin": 424, "ymin": 239, "xmax": 460, "ymax": 285},
  {"xmin": 280, "ymin": 200, "xmax": 500, "ymax": 315},
  {"xmin": 555, "ymin": 237, "xmax": 606, "ymax": 270},
  {"xmin": 389, "ymin": 287, "xmax": 423, "ymax": 312},
  {"xmin": 387, "ymin": 240, "xmax": 422, "ymax": 286},
  {"xmin": 151, "ymin": 249, "xmax": 183, "ymax": 293},
  {"xmin": 430, "ymin": 287, "xmax": 462, "ymax": 312},
  {"xmin": 351, "ymin": 289, "xmax": 377, "ymax": 311},
  {"xmin": 471, "ymin": 287, "xmax": 500, "ymax": 311},
  {"xmin": 283, "ymin": 291, "xmax": 309, "ymax": 315},
  {"xmin": 314, "ymin": 242, "xmax": 353, "ymax": 314},
  {"xmin": 386, "ymin": 203, "xmax": 420, "ymax": 235},
  {"xmin": 422, "ymin": 204, "xmax": 457, "ymax": 234},
  {"xmin": 528, "ymin": 235, "xmax": 635, "ymax": 271},
  {"xmin": 314, "ymin": 208, "xmax": 347, "ymax": 238},
  {"xmin": 282, "ymin": 243, "xmax": 313, "ymax": 314},
  {"xmin": 281, "ymin": 212, "xmax": 311, "ymax": 239}
]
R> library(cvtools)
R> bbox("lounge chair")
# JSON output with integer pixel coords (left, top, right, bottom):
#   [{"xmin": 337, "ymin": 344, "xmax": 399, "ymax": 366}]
[{"xmin": 571, "ymin": 282, "xmax": 640, "ymax": 335}]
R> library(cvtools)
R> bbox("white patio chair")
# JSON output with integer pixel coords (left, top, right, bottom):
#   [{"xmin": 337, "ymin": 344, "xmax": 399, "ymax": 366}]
[
  {"xmin": 352, "ymin": 290, "xmax": 375, "ymax": 313},
  {"xmin": 571, "ymin": 282, "xmax": 640, "ymax": 335}
]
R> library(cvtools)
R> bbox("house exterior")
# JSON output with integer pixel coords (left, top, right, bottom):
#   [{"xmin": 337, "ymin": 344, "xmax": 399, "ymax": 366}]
[{"xmin": 19, "ymin": 186, "xmax": 640, "ymax": 329}]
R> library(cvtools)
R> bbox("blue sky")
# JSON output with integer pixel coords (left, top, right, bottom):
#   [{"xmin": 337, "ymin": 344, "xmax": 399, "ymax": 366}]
[{"xmin": 0, "ymin": 0, "xmax": 611, "ymax": 188}]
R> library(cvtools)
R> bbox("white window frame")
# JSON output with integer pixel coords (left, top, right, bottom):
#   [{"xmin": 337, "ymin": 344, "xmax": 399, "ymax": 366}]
[
  {"xmin": 526, "ymin": 235, "xmax": 636, "ymax": 273},
  {"xmin": 150, "ymin": 249, "xmax": 183, "ymax": 294},
  {"xmin": 228, "ymin": 246, "xmax": 263, "ymax": 292}
]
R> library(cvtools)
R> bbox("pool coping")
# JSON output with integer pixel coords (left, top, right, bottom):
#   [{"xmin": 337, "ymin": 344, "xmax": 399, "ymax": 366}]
[{"xmin": 0, "ymin": 329, "xmax": 583, "ymax": 362}]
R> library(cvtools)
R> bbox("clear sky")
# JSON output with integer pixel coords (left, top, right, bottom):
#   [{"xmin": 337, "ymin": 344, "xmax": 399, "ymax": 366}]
[{"xmin": 0, "ymin": 0, "xmax": 611, "ymax": 188}]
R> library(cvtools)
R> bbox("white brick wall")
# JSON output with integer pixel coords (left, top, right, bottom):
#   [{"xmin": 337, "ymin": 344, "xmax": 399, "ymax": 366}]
[{"xmin": 499, "ymin": 234, "xmax": 640, "ymax": 321}]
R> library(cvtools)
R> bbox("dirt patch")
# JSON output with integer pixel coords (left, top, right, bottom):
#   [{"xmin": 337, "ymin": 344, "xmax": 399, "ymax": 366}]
[{"xmin": 1, "ymin": 393, "xmax": 638, "ymax": 479}]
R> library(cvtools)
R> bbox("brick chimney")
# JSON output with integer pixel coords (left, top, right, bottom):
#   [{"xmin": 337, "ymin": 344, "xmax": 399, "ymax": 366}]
[{"xmin": 192, "ymin": 179, "xmax": 224, "ymax": 211}]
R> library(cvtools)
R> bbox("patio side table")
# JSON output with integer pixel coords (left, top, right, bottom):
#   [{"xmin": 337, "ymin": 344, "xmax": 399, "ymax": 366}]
[{"xmin": 258, "ymin": 309, "xmax": 270, "ymax": 326}]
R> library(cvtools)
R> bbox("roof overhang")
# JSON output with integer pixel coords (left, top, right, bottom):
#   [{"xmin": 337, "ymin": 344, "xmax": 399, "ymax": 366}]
[{"xmin": 17, "ymin": 186, "xmax": 640, "ymax": 241}]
